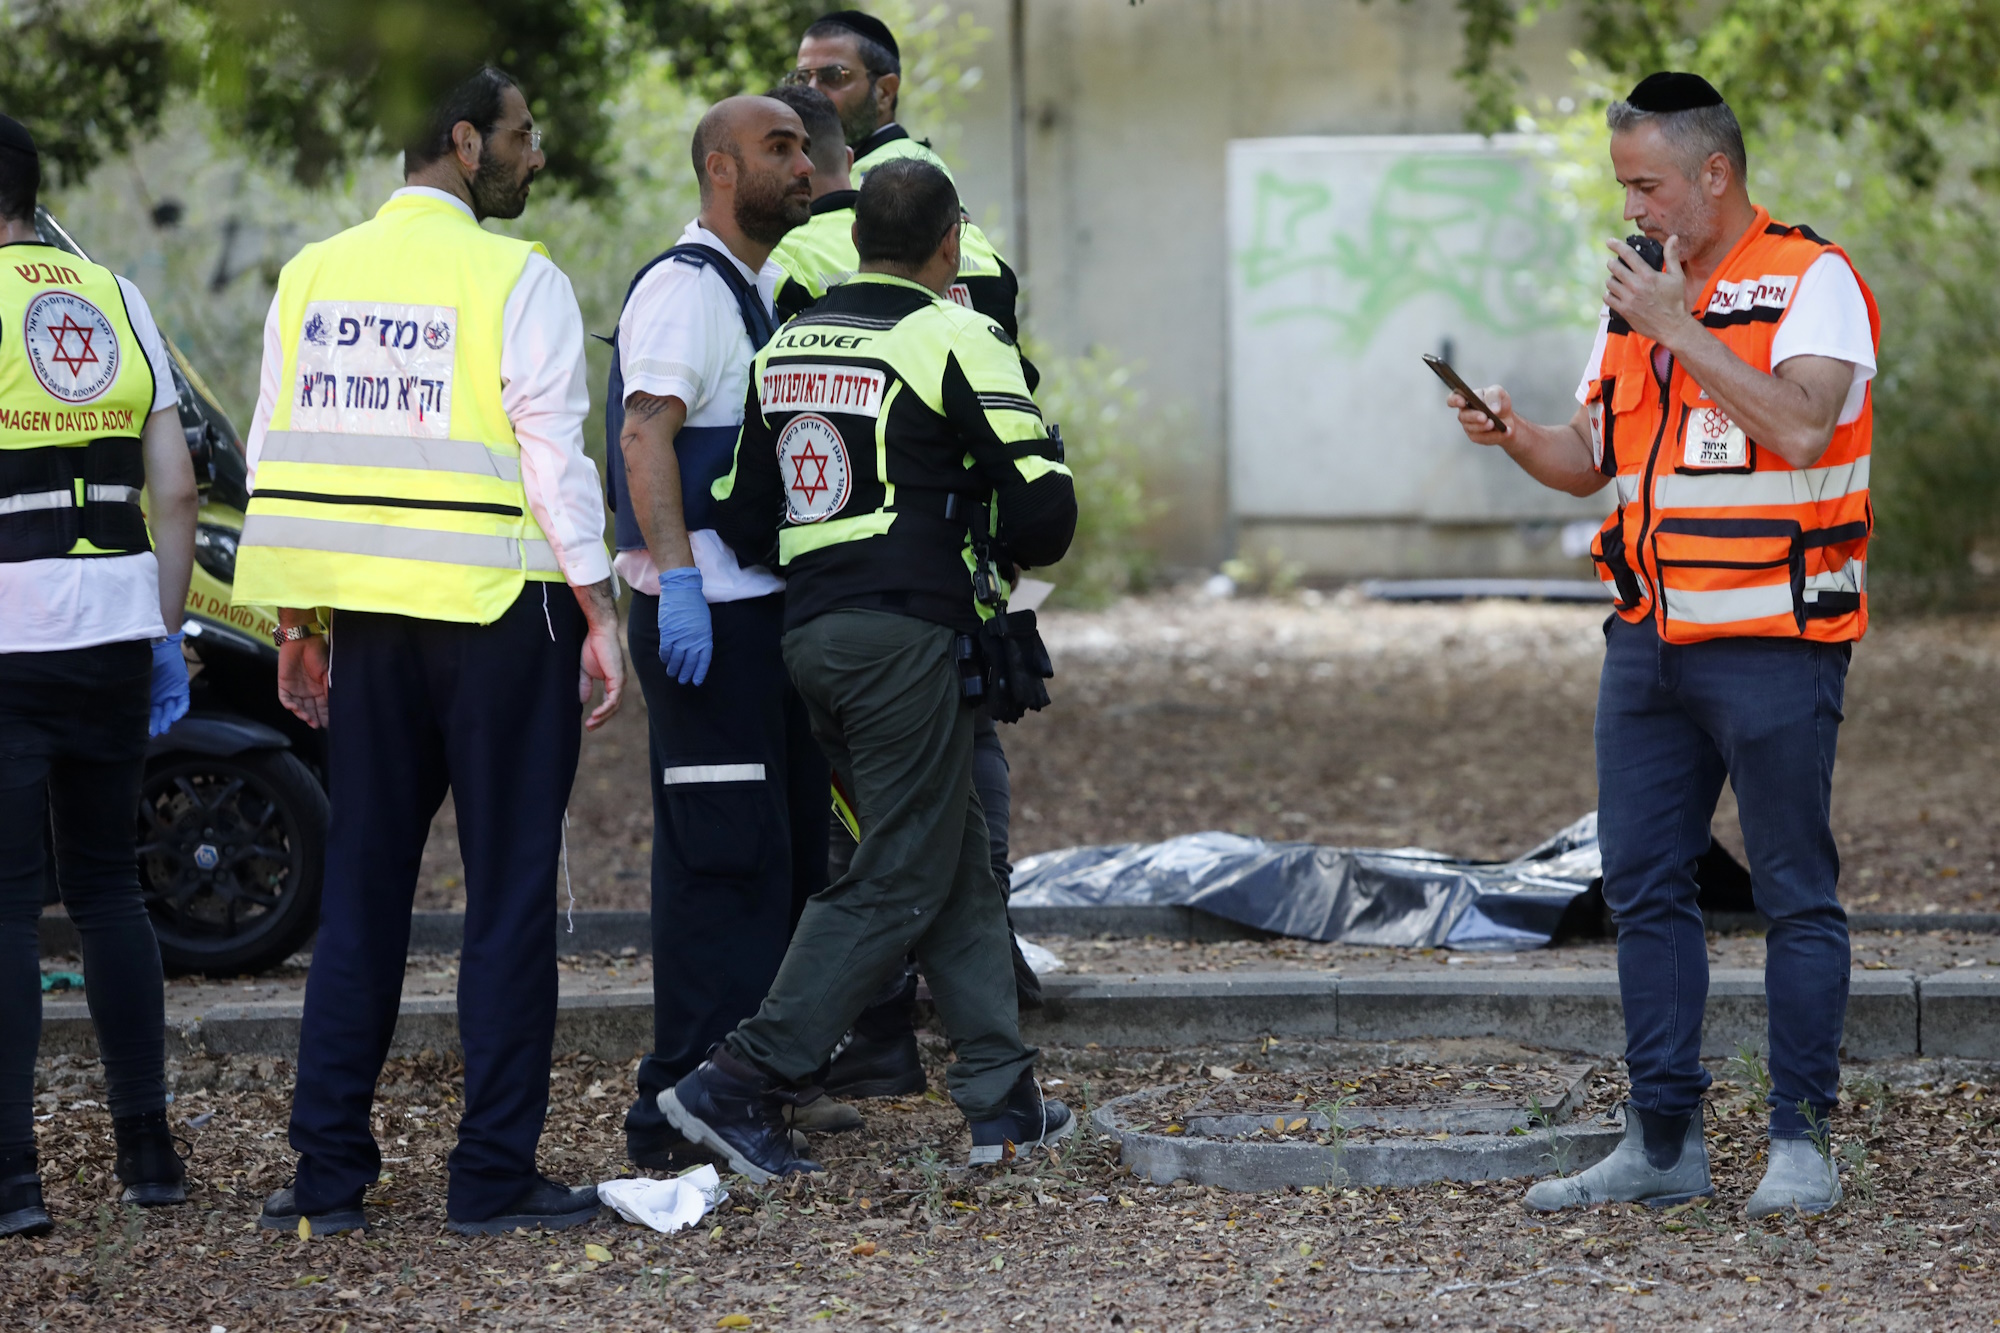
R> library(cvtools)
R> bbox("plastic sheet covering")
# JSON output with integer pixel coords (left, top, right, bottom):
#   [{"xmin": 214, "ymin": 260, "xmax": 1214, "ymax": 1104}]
[{"xmin": 1009, "ymin": 813, "xmax": 1750, "ymax": 951}]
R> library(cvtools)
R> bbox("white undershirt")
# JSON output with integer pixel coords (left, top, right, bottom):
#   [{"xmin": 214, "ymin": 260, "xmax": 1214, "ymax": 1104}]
[
  {"xmin": 1576, "ymin": 251, "xmax": 1878, "ymax": 424},
  {"xmin": 612, "ymin": 219, "xmax": 785, "ymax": 603},
  {"xmin": 0, "ymin": 274, "xmax": 179, "ymax": 653},
  {"xmin": 243, "ymin": 186, "xmax": 610, "ymax": 589}
]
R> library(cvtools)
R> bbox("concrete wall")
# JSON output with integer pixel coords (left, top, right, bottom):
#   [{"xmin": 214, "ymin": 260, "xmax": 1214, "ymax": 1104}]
[{"xmin": 934, "ymin": 0, "xmax": 1596, "ymax": 573}]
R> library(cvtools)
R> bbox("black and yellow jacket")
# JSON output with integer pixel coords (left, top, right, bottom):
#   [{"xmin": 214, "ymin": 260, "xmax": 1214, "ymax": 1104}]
[
  {"xmin": 772, "ymin": 191, "xmax": 1033, "ymax": 388},
  {"xmin": 711, "ymin": 272, "xmax": 1075, "ymax": 633}
]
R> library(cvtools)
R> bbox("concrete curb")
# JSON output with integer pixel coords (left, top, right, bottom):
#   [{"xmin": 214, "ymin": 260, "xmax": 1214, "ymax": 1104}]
[
  {"xmin": 1025, "ymin": 972, "xmax": 1338, "ymax": 1047},
  {"xmin": 1913, "ymin": 968, "xmax": 2000, "ymax": 1059},
  {"xmin": 38, "ymin": 968, "xmax": 1973, "ymax": 1063},
  {"xmin": 39, "ymin": 905, "xmax": 2000, "ymax": 961}
]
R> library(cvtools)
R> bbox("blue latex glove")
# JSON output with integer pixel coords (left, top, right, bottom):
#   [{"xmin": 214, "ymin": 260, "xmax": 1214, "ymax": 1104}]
[
  {"xmin": 656, "ymin": 566, "xmax": 713, "ymax": 686},
  {"xmin": 149, "ymin": 632, "xmax": 190, "ymax": 737}
]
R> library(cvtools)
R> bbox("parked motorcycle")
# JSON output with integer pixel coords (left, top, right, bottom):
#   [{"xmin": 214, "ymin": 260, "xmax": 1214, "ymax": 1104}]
[{"xmin": 35, "ymin": 207, "xmax": 327, "ymax": 976}]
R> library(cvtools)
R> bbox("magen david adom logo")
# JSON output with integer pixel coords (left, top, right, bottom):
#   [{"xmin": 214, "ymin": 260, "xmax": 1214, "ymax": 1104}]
[
  {"xmin": 24, "ymin": 290, "xmax": 121, "ymax": 403},
  {"xmin": 778, "ymin": 414, "xmax": 851, "ymax": 523}
]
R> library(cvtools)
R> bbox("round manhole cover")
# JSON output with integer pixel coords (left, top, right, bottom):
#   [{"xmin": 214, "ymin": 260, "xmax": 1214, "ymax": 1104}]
[{"xmin": 1093, "ymin": 1061, "xmax": 1626, "ymax": 1192}]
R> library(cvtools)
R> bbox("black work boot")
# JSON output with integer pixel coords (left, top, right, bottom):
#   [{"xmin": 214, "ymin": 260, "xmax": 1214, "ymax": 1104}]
[
  {"xmin": 258, "ymin": 1183, "xmax": 368, "ymax": 1235},
  {"xmin": 967, "ymin": 1070, "xmax": 1074, "ymax": 1167},
  {"xmin": 113, "ymin": 1110, "xmax": 188, "ymax": 1206},
  {"xmin": 662, "ymin": 1046, "xmax": 822, "ymax": 1185},
  {"xmin": 824, "ymin": 1021, "xmax": 926, "ymax": 1099},
  {"xmin": 0, "ymin": 1149, "xmax": 51, "ymax": 1238},
  {"xmin": 447, "ymin": 1177, "xmax": 602, "ymax": 1235}
]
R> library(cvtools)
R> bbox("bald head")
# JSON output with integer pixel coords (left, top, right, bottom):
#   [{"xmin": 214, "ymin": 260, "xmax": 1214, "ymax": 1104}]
[
  {"xmin": 691, "ymin": 94, "xmax": 814, "ymax": 247},
  {"xmin": 692, "ymin": 95, "xmax": 804, "ymax": 200}
]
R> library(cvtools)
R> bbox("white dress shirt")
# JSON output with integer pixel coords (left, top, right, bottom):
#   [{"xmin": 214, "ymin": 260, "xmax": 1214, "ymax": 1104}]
[
  {"xmin": 0, "ymin": 276, "xmax": 179, "ymax": 653},
  {"xmin": 244, "ymin": 186, "xmax": 610, "ymax": 588},
  {"xmin": 612, "ymin": 219, "xmax": 785, "ymax": 603},
  {"xmin": 1577, "ymin": 252, "xmax": 1878, "ymax": 424}
]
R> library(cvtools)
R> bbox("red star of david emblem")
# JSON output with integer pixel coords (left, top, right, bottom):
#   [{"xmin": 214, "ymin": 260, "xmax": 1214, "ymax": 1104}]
[
  {"xmin": 790, "ymin": 440, "xmax": 830, "ymax": 503},
  {"xmin": 46, "ymin": 313, "xmax": 99, "ymax": 378}
]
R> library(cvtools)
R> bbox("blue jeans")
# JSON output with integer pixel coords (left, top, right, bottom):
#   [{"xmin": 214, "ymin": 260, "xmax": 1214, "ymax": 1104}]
[{"xmin": 1596, "ymin": 615, "xmax": 1850, "ymax": 1140}]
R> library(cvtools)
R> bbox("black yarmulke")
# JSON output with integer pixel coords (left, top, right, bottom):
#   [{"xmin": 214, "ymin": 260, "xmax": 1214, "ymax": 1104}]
[
  {"xmin": 0, "ymin": 114, "xmax": 36, "ymax": 160},
  {"xmin": 813, "ymin": 10, "xmax": 899, "ymax": 62},
  {"xmin": 1626, "ymin": 72, "xmax": 1725, "ymax": 112}
]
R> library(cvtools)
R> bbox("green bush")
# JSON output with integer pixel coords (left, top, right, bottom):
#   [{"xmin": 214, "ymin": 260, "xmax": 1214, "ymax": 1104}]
[{"xmin": 1022, "ymin": 340, "xmax": 1163, "ymax": 607}]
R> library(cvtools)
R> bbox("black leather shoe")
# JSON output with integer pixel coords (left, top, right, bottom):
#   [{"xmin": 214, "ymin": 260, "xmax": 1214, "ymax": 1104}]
[
  {"xmin": 825, "ymin": 1022, "xmax": 927, "ymax": 1099},
  {"xmin": 447, "ymin": 1177, "xmax": 603, "ymax": 1235},
  {"xmin": 258, "ymin": 1185, "xmax": 367, "ymax": 1235},
  {"xmin": 967, "ymin": 1070, "xmax": 1075, "ymax": 1167},
  {"xmin": 0, "ymin": 1151, "xmax": 51, "ymax": 1238},
  {"xmin": 113, "ymin": 1110, "xmax": 188, "ymax": 1206},
  {"xmin": 662, "ymin": 1047, "xmax": 822, "ymax": 1184}
]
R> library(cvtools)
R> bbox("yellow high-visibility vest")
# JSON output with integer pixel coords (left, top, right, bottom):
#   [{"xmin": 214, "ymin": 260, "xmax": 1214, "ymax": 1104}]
[
  {"xmin": 234, "ymin": 193, "xmax": 561, "ymax": 623},
  {"xmin": 0, "ymin": 247, "xmax": 157, "ymax": 561}
]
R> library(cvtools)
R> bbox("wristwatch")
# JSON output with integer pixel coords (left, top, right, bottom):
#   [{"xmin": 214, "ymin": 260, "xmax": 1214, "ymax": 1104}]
[{"xmin": 271, "ymin": 624, "xmax": 323, "ymax": 648}]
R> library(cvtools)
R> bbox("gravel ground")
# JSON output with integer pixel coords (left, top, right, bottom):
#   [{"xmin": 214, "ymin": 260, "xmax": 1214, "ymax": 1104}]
[
  {"xmin": 413, "ymin": 593, "xmax": 2000, "ymax": 918},
  {"xmin": 8, "ymin": 1046, "xmax": 1998, "ymax": 1330}
]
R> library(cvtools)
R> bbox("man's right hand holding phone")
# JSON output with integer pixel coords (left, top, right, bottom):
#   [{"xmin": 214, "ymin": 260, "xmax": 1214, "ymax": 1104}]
[{"xmin": 1448, "ymin": 385, "xmax": 1516, "ymax": 444}]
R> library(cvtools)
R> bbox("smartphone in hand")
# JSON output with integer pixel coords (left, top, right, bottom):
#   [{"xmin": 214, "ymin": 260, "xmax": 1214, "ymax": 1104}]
[{"xmin": 1423, "ymin": 354, "xmax": 1507, "ymax": 432}]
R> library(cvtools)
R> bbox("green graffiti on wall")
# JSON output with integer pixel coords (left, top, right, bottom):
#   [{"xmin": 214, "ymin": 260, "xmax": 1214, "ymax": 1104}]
[{"xmin": 1236, "ymin": 155, "xmax": 1587, "ymax": 350}]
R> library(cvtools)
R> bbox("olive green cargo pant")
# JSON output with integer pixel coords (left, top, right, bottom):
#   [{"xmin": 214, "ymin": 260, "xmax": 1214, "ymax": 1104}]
[{"xmin": 724, "ymin": 609, "xmax": 1035, "ymax": 1120}]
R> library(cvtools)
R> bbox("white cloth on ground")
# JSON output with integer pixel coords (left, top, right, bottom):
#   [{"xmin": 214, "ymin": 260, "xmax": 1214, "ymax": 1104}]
[{"xmin": 597, "ymin": 1165, "xmax": 729, "ymax": 1233}]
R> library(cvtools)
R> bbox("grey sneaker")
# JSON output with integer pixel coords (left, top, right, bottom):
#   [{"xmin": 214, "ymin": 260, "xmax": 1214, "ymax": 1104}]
[
  {"xmin": 1745, "ymin": 1138, "xmax": 1841, "ymax": 1219},
  {"xmin": 1523, "ymin": 1104, "xmax": 1713, "ymax": 1213}
]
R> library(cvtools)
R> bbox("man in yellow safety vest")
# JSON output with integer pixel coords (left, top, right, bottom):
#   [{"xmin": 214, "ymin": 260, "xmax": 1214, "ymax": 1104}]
[{"xmin": 233, "ymin": 65, "xmax": 625, "ymax": 1237}]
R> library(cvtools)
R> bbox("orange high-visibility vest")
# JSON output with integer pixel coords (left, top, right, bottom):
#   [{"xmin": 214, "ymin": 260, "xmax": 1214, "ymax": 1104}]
[{"xmin": 1586, "ymin": 207, "xmax": 1880, "ymax": 645}]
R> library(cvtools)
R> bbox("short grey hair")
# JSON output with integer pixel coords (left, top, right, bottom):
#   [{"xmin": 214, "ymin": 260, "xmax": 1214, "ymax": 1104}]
[{"xmin": 1606, "ymin": 100, "xmax": 1747, "ymax": 184}]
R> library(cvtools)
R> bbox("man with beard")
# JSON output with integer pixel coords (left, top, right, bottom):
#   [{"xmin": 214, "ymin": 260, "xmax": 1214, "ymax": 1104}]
[
  {"xmin": 787, "ymin": 12, "xmax": 1027, "ymax": 355},
  {"xmin": 1445, "ymin": 73, "xmax": 1877, "ymax": 1219},
  {"xmin": 603, "ymin": 95, "xmax": 843, "ymax": 1169},
  {"xmin": 235, "ymin": 65, "xmax": 626, "ymax": 1235}
]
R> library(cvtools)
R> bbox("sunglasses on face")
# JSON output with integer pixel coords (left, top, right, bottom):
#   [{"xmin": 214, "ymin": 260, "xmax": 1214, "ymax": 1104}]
[{"xmin": 784, "ymin": 63, "xmax": 871, "ymax": 91}]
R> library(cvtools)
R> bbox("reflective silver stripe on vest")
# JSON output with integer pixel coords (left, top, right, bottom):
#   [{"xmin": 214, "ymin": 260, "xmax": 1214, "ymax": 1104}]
[
  {"xmin": 1615, "ymin": 474, "xmax": 1640, "ymax": 505},
  {"xmin": 1805, "ymin": 559, "xmax": 1865, "ymax": 599},
  {"xmin": 1662, "ymin": 581, "xmax": 1796, "ymax": 626},
  {"xmin": 86, "ymin": 485, "xmax": 142, "ymax": 504},
  {"xmin": 0, "ymin": 489, "xmax": 73, "ymax": 516},
  {"xmin": 525, "ymin": 538, "xmax": 559, "ymax": 573},
  {"xmin": 1653, "ymin": 456, "xmax": 1870, "ymax": 511},
  {"xmin": 241, "ymin": 513, "xmax": 531, "ymax": 570},
  {"xmin": 660, "ymin": 763, "xmax": 766, "ymax": 786},
  {"xmin": 260, "ymin": 430, "xmax": 524, "ymax": 484}
]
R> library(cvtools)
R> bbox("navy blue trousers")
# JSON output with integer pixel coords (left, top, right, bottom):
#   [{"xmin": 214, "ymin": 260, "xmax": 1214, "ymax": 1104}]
[
  {"xmin": 1596, "ymin": 614, "xmax": 1850, "ymax": 1139},
  {"xmin": 289, "ymin": 585, "xmax": 583, "ymax": 1220},
  {"xmin": 622, "ymin": 591, "xmax": 827, "ymax": 1143}
]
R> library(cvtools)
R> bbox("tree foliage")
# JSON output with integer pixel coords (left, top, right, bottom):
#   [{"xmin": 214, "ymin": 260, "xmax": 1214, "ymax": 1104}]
[
  {"xmin": 0, "ymin": 0, "xmax": 183, "ymax": 185},
  {"xmin": 0, "ymin": 0, "xmax": 627, "ymax": 194},
  {"xmin": 622, "ymin": 0, "xmax": 822, "ymax": 103}
]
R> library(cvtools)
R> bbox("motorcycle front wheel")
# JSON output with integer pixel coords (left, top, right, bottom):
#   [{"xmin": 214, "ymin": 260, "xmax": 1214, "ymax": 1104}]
[{"xmin": 136, "ymin": 748, "xmax": 328, "ymax": 976}]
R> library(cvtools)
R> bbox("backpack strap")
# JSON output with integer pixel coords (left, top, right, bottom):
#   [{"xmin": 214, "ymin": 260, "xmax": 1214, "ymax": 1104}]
[{"xmin": 602, "ymin": 243, "xmax": 777, "ymax": 554}]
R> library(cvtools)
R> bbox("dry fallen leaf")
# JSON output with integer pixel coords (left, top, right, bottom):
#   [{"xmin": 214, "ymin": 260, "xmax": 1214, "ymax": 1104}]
[
  {"xmin": 583, "ymin": 1243, "xmax": 613, "ymax": 1263},
  {"xmin": 717, "ymin": 1317, "xmax": 753, "ymax": 1329},
  {"xmin": 851, "ymin": 1241, "xmax": 877, "ymax": 1257}
]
